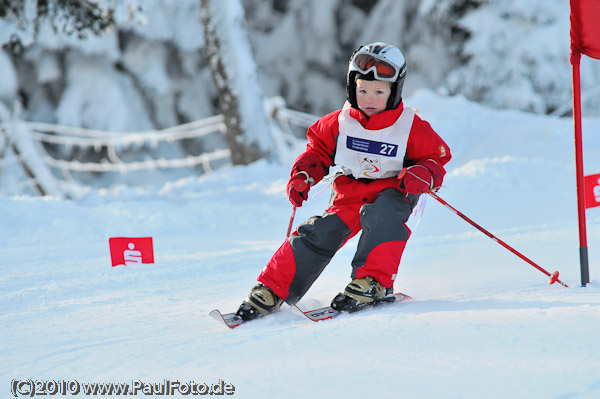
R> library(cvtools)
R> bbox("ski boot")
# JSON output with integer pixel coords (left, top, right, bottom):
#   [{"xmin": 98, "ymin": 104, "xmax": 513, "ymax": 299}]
[
  {"xmin": 331, "ymin": 276, "xmax": 395, "ymax": 312},
  {"xmin": 236, "ymin": 283, "xmax": 283, "ymax": 321}
]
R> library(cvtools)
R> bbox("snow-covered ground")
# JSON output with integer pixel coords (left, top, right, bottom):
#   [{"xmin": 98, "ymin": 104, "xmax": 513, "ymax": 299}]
[{"xmin": 2, "ymin": 90, "xmax": 600, "ymax": 398}]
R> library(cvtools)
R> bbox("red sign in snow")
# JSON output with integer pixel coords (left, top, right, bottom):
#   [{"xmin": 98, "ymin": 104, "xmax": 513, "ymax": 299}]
[
  {"xmin": 109, "ymin": 237, "xmax": 154, "ymax": 267},
  {"xmin": 584, "ymin": 173, "xmax": 600, "ymax": 209}
]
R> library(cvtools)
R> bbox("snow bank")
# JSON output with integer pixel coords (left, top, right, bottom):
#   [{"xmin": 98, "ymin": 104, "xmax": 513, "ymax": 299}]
[{"xmin": 1, "ymin": 92, "xmax": 599, "ymax": 398}]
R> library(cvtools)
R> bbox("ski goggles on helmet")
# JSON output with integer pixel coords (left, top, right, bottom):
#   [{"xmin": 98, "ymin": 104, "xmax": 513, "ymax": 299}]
[{"xmin": 351, "ymin": 50, "xmax": 401, "ymax": 82}]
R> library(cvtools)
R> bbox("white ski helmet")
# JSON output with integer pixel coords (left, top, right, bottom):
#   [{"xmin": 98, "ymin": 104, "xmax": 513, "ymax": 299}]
[{"xmin": 347, "ymin": 42, "xmax": 407, "ymax": 110}]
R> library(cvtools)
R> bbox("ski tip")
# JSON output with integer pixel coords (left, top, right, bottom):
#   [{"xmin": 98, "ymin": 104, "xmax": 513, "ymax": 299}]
[
  {"xmin": 209, "ymin": 309, "xmax": 225, "ymax": 321},
  {"xmin": 389, "ymin": 292, "xmax": 412, "ymax": 303},
  {"xmin": 290, "ymin": 304, "xmax": 305, "ymax": 318},
  {"xmin": 292, "ymin": 304, "xmax": 336, "ymax": 322},
  {"xmin": 209, "ymin": 309, "xmax": 243, "ymax": 329}
]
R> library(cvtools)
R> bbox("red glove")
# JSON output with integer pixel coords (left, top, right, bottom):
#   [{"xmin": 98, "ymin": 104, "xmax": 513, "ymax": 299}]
[
  {"xmin": 399, "ymin": 159, "xmax": 446, "ymax": 195},
  {"xmin": 401, "ymin": 165, "xmax": 432, "ymax": 195},
  {"xmin": 287, "ymin": 172, "xmax": 314, "ymax": 207},
  {"xmin": 287, "ymin": 152, "xmax": 326, "ymax": 207}
]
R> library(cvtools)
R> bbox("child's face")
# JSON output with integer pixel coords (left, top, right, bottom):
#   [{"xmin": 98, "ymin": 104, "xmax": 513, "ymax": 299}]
[{"xmin": 355, "ymin": 79, "xmax": 392, "ymax": 117}]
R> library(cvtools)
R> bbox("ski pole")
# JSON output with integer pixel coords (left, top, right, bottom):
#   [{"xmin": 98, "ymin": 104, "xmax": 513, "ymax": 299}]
[
  {"xmin": 286, "ymin": 205, "xmax": 297, "ymax": 238},
  {"xmin": 286, "ymin": 174, "xmax": 309, "ymax": 238},
  {"xmin": 426, "ymin": 189, "xmax": 568, "ymax": 287}
]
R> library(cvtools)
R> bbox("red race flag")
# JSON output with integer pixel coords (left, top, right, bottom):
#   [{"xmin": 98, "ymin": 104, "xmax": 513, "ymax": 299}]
[
  {"xmin": 109, "ymin": 237, "xmax": 155, "ymax": 267},
  {"xmin": 585, "ymin": 173, "xmax": 600, "ymax": 209},
  {"xmin": 570, "ymin": 0, "xmax": 600, "ymax": 61},
  {"xmin": 570, "ymin": 0, "xmax": 600, "ymax": 285}
]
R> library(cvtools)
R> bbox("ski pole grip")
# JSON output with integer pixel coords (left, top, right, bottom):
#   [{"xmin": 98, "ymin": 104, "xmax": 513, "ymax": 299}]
[{"xmin": 293, "ymin": 171, "xmax": 314, "ymax": 191}]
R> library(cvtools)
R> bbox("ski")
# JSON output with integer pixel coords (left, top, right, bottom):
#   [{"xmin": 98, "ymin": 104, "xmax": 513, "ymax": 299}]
[
  {"xmin": 209, "ymin": 309, "xmax": 244, "ymax": 329},
  {"xmin": 210, "ymin": 292, "xmax": 412, "ymax": 328},
  {"xmin": 291, "ymin": 292, "xmax": 412, "ymax": 322}
]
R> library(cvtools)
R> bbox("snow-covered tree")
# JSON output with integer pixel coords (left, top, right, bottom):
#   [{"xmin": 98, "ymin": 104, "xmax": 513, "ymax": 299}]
[
  {"xmin": 0, "ymin": 0, "xmax": 140, "ymax": 50},
  {"xmin": 243, "ymin": 0, "xmax": 478, "ymax": 116},
  {"xmin": 3, "ymin": 0, "xmax": 599, "ymax": 129},
  {"xmin": 200, "ymin": 0, "xmax": 276, "ymax": 165},
  {"xmin": 444, "ymin": 0, "xmax": 600, "ymax": 115}
]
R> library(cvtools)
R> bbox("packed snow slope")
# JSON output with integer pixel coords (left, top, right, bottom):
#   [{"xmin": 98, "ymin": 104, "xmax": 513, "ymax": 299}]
[{"xmin": 2, "ymin": 90, "xmax": 600, "ymax": 399}]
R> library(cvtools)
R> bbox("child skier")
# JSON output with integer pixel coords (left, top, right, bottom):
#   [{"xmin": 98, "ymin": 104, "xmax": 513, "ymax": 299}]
[{"xmin": 236, "ymin": 42, "xmax": 452, "ymax": 320}]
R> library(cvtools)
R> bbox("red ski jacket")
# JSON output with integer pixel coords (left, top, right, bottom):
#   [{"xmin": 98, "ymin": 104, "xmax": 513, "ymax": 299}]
[{"xmin": 292, "ymin": 102, "xmax": 452, "ymax": 187}]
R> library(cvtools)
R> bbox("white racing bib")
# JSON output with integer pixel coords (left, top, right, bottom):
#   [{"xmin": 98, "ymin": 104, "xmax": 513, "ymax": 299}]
[{"xmin": 334, "ymin": 102, "xmax": 415, "ymax": 179}]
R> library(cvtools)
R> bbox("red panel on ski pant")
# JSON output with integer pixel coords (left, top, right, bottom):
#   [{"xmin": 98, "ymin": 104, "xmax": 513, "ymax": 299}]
[
  {"xmin": 352, "ymin": 188, "xmax": 413, "ymax": 288},
  {"xmin": 258, "ymin": 175, "xmax": 417, "ymax": 304},
  {"xmin": 354, "ymin": 241, "xmax": 407, "ymax": 287}
]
